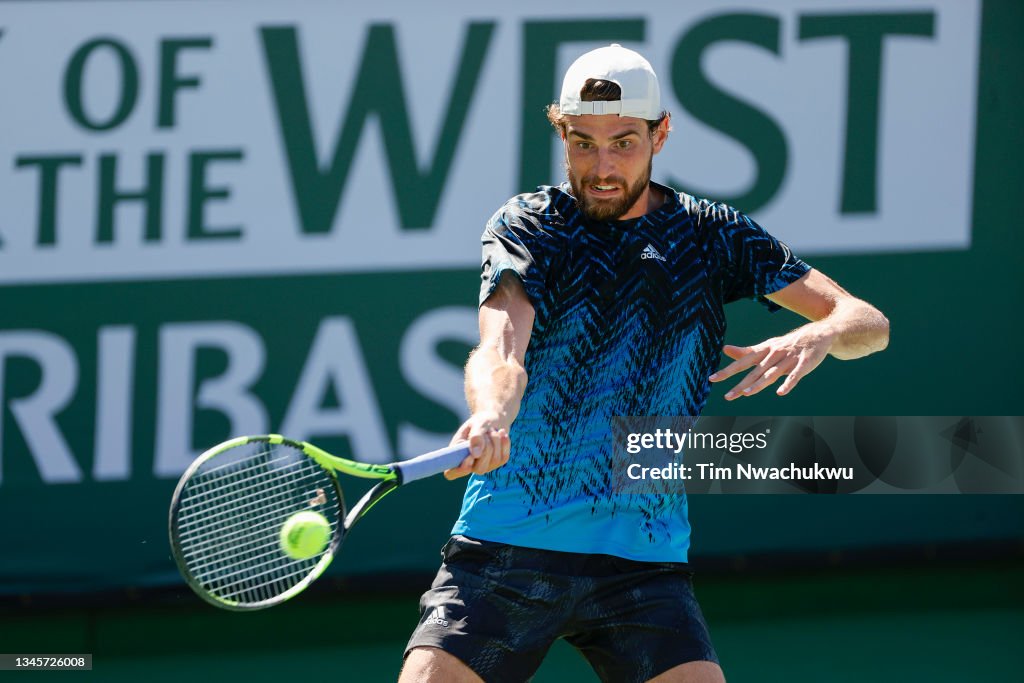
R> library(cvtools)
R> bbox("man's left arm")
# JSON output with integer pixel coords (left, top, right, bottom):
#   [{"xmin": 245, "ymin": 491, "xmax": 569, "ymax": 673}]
[{"xmin": 709, "ymin": 268, "xmax": 889, "ymax": 399}]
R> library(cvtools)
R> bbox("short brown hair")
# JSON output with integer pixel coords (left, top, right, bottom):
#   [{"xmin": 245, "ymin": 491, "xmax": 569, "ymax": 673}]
[{"xmin": 546, "ymin": 78, "xmax": 670, "ymax": 136}]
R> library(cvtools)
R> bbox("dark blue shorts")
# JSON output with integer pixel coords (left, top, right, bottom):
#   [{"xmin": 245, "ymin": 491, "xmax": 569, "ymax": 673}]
[{"xmin": 405, "ymin": 535, "xmax": 719, "ymax": 683}]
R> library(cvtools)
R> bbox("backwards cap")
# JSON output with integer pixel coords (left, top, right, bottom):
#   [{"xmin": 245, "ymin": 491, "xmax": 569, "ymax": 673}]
[{"xmin": 558, "ymin": 44, "xmax": 661, "ymax": 120}]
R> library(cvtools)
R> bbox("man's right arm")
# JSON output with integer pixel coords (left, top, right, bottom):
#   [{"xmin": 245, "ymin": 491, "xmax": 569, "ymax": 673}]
[{"xmin": 444, "ymin": 271, "xmax": 535, "ymax": 480}]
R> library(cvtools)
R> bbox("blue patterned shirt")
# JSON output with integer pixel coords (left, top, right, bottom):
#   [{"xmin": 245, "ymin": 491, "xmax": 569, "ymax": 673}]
[{"xmin": 452, "ymin": 182, "xmax": 810, "ymax": 561}]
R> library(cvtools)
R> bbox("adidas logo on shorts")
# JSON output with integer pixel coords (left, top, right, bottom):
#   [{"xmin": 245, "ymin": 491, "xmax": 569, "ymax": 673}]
[
  {"xmin": 424, "ymin": 606, "xmax": 450, "ymax": 627},
  {"xmin": 640, "ymin": 244, "xmax": 667, "ymax": 261}
]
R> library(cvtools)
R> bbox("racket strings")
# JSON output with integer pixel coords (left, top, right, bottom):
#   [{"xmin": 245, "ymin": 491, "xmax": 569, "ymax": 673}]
[
  {"xmin": 174, "ymin": 443, "xmax": 342, "ymax": 606},
  {"xmin": 181, "ymin": 447, "xmax": 336, "ymax": 603},
  {"xmin": 181, "ymin": 448, "xmax": 306, "ymax": 602},
  {"xmin": 176, "ymin": 452, "xmax": 323, "ymax": 543},
  {"xmin": 190, "ymin": 447, "xmax": 336, "ymax": 603}
]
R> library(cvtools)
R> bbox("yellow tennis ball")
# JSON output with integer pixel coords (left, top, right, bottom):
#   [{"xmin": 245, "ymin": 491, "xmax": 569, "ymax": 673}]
[{"xmin": 279, "ymin": 510, "xmax": 331, "ymax": 560}]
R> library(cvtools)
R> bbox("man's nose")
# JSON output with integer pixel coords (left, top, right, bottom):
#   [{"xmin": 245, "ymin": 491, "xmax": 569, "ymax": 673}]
[{"xmin": 595, "ymin": 148, "xmax": 616, "ymax": 179}]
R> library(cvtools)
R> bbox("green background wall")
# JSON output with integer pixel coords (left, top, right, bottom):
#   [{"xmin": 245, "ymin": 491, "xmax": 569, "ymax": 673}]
[{"xmin": 0, "ymin": 0, "xmax": 1021, "ymax": 680}]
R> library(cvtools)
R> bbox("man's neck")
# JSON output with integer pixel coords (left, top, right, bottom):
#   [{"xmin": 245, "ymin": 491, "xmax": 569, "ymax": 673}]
[
  {"xmin": 618, "ymin": 182, "xmax": 664, "ymax": 221},
  {"xmin": 644, "ymin": 183, "xmax": 666, "ymax": 215}
]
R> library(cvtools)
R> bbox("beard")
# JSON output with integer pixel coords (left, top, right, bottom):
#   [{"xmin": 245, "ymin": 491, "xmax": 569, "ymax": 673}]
[{"xmin": 566, "ymin": 155, "xmax": 653, "ymax": 221}]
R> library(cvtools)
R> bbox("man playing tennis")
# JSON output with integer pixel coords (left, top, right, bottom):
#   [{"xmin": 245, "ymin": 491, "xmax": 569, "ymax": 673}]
[{"xmin": 400, "ymin": 45, "xmax": 889, "ymax": 683}]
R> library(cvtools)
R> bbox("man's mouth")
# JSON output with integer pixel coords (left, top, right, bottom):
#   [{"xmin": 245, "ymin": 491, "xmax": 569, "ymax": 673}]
[{"xmin": 589, "ymin": 184, "xmax": 620, "ymax": 195}]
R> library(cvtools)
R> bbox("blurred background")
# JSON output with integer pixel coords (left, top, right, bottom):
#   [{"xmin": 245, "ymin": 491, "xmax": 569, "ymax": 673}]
[{"xmin": 0, "ymin": 0, "xmax": 1021, "ymax": 680}]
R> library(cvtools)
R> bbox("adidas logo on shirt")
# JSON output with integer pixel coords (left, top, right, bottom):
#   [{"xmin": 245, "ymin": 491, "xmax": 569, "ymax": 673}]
[
  {"xmin": 640, "ymin": 243, "xmax": 667, "ymax": 261},
  {"xmin": 425, "ymin": 606, "xmax": 450, "ymax": 627}
]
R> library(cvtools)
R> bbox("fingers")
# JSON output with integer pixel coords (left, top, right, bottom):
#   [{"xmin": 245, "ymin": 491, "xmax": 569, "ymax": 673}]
[
  {"xmin": 443, "ymin": 458, "xmax": 475, "ymax": 480},
  {"xmin": 444, "ymin": 425, "xmax": 510, "ymax": 479},
  {"xmin": 471, "ymin": 429, "xmax": 510, "ymax": 475},
  {"xmin": 721, "ymin": 344, "xmax": 753, "ymax": 360},
  {"xmin": 469, "ymin": 430, "xmax": 496, "ymax": 475},
  {"xmin": 725, "ymin": 347, "xmax": 793, "ymax": 398},
  {"xmin": 449, "ymin": 420, "xmax": 472, "ymax": 445},
  {"xmin": 777, "ymin": 360, "xmax": 811, "ymax": 396},
  {"xmin": 724, "ymin": 349, "xmax": 822, "ymax": 400},
  {"xmin": 444, "ymin": 419, "xmax": 476, "ymax": 479},
  {"xmin": 468, "ymin": 429, "xmax": 489, "ymax": 460},
  {"xmin": 716, "ymin": 328, "xmax": 831, "ymax": 400},
  {"xmin": 726, "ymin": 362, "xmax": 790, "ymax": 400},
  {"xmin": 710, "ymin": 346, "xmax": 767, "ymax": 383}
]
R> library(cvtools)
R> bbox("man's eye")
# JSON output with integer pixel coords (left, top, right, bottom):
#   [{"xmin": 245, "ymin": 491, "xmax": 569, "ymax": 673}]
[
  {"xmin": 576, "ymin": 142, "xmax": 592, "ymax": 150},
  {"xmin": 617, "ymin": 140, "xmax": 632, "ymax": 149}
]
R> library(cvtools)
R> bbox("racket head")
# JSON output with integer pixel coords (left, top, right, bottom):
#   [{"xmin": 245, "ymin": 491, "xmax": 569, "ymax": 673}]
[{"xmin": 168, "ymin": 436, "xmax": 348, "ymax": 611}]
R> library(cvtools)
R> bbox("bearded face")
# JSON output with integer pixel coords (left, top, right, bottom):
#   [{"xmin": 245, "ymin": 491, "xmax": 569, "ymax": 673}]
[
  {"xmin": 566, "ymin": 154, "xmax": 653, "ymax": 222},
  {"xmin": 561, "ymin": 115, "xmax": 662, "ymax": 222}
]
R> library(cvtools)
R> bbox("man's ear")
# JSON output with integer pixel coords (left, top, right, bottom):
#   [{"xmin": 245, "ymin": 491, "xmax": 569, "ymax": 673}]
[{"xmin": 651, "ymin": 115, "xmax": 671, "ymax": 154}]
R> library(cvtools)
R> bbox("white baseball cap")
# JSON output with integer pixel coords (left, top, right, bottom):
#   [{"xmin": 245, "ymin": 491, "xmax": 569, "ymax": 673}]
[{"xmin": 558, "ymin": 44, "xmax": 662, "ymax": 120}]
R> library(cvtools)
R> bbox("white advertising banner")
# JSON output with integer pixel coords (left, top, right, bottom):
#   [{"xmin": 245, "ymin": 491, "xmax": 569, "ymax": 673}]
[{"xmin": 0, "ymin": 0, "xmax": 980, "ymax": 284}]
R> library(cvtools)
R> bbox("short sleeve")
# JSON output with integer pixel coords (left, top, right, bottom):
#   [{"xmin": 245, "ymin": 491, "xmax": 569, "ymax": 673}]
[
  {"xmin": 479, "ymin": 204, "xmax": 550, "ymax": 308},
  {"xmin": 706, "ymin": 203, "xmax": 811, "ymax": 311}
]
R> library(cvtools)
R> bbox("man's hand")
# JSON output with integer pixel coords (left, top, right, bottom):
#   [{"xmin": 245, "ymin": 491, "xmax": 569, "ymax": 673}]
[
  {"xmin": 709, "ymin": 323, "xmax": 835, "ymax": 399},
  {"xmin": 444, "ymin": 412, "xmax": 511, "ymax": 480},
  {"xmin": 711, "ymin": 268, "xmax": 889, "ymax": 399}
]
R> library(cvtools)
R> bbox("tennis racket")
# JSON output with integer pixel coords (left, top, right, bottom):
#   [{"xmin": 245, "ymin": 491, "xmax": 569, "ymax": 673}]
[{"xmin": 168, "ymin": 434, "xmax": 470, "ymax": 611}]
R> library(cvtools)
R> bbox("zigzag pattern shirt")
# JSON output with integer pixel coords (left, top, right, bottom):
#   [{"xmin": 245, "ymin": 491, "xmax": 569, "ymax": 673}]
[{"xmin": 452, "ymin": 182, "xmax": 810, "ymax": 562}]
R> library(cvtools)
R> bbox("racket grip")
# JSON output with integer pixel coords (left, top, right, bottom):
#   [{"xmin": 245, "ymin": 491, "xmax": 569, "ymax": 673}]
[{"xmin": 393, "ymin": 443, "xmax": 472, "ymax": 484}]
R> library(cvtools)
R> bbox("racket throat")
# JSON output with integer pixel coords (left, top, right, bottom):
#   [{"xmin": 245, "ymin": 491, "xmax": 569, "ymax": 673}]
[{"xmin": 343, "ymin": 478, "xmax": 399, "ymax": 530}]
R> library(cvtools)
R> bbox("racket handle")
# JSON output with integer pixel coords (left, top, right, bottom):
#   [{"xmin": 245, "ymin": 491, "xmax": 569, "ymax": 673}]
[{"xmin": 393, "ymin": 443, "xmax": 471, "ymax": 485}]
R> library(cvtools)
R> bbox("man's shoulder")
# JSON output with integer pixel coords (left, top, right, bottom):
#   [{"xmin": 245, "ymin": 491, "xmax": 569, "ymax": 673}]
[
  {"xmin": 487, "ymin": 185, "xmax": 572, "ymax": 236},
  {"xmin": 666, "ymin": 187, "xmax": 741, "ymax": 225}
]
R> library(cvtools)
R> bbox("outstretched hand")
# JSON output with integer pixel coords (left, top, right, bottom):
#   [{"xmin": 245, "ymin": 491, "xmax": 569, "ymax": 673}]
[
  {"xmin": 709, "ymin": 324, "xmax": 835, "ymax": 399},
  {"xmin": 443, "ymin": 412, "xmax": 511, "ymax": 480}
]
